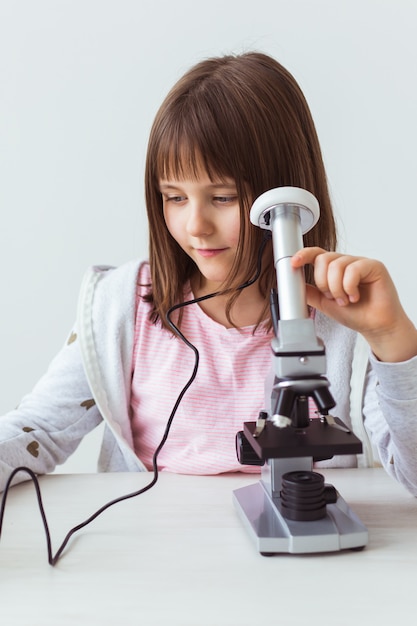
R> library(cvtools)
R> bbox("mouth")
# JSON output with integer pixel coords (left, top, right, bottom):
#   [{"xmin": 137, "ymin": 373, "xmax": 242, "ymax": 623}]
[{"xmin": 195, "ymin": 248, "xmax": 228, "ymax": 258}]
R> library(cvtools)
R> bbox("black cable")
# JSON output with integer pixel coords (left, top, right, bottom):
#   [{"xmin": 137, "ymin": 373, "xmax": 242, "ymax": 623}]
[{"xmin": 0, "ymin": 232, "xmax": 270, "ymax": 566}]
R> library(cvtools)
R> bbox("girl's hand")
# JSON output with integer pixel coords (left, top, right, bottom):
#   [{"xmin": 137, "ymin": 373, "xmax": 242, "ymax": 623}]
[{"xmin": 292, "ymin": 247, "xmax": 417, "ymax": 363}]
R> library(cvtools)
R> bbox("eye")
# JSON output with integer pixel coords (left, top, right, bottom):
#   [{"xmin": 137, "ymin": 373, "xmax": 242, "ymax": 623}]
[
  {"xmin": 163, "ymin": 194, "xmax": 186, "ymax": 204},
  {"xmin": 213, "ymin": 195, "xmax": 238, "ymax": 204}
]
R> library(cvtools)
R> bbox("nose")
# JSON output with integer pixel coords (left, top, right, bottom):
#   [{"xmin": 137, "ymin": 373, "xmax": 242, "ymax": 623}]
[{"xmin": 185, "ymin": 201, "xmax": 213, "ymax": 238}]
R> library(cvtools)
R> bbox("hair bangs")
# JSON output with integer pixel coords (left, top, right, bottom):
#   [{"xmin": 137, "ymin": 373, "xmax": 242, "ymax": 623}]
[{"xmin": 152, "ymin": 97, "xmax": 238, "ymax": 186}]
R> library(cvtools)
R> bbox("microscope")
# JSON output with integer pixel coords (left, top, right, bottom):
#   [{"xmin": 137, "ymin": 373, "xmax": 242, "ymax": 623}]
[{"xmin": 234, "ymin": 187, "xmax": 368, "ymax": 555}]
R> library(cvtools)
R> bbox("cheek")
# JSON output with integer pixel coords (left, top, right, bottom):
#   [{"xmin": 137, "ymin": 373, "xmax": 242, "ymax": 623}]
[
  {"xmin": 227, "ymin": 212, "xmax": 242, "ymax": 246},
  {"xmin": 163, "ymin": 209, "xmax": 181, "ymax": 242}
]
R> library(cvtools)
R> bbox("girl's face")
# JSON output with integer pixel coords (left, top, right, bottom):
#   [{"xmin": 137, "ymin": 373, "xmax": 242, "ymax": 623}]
[{"xmin": 160, "ymin": 170, "xmax": 241, "ymax": 294}]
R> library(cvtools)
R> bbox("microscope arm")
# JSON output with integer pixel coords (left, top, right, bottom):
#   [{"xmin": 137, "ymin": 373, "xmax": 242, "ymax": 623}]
[{"xmin": 250, "ymin": 187, "xmax": 334, "ymax": 426}]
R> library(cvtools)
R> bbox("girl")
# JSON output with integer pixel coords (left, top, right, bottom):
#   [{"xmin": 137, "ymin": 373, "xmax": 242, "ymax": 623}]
[{"xmin": 1, "ymin": 52, "xmax": 417, "ymax": 495}]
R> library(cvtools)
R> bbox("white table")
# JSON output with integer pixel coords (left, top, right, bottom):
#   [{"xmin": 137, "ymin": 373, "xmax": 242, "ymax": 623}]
[{"xmin": 0, "ymin": 468, "xmax": 416, "ymax": 625}]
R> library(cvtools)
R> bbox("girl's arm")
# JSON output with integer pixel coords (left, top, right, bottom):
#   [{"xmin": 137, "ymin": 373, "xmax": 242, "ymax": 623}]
[
  {"xmin": 0, "ymin": 328, "xmax": 103, "ymax": 491},
  {"xmin": 293, "ymin": 247, "xmax": 417, "ymax": 495},
  {"xmin": 292, "ymin": 247, "xmax": 417, "ymax": 363},
  {"xmin": 363, "ymin": 353, "xmax": 417, "ymax": 495}
]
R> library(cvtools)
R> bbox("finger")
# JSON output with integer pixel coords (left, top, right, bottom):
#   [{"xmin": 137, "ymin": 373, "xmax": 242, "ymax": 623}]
[
  {"xmin": 340, "ymin": 258, "xmax": 387, "ymax": 303},
  {"xmin": 293, "ymin": 248, "xmax": 366, "ymax": 306},
  {"xmin": 293, "ymin": 249, "xmax": 353, "ymax": 304},
  {"xmin": 339, "ymin": 260, "xmax": 366, "ymax": 303},
  {"xmin": 325, "ymin": 256, "xmax": 363, "ymax": 305},
  {"xmin": 291, "ymin": 247, "xmax": 339, "ymax": 297},
  {"xmin": 291, "ymin": 247, "xmax": 328, "ymax": 268}
]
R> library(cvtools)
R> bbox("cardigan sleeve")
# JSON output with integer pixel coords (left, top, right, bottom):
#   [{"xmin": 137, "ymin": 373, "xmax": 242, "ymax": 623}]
[
  {"xmin": 363, "ymin": 352, "xmax": 417, "ymax": 496},
  {"xmin": 0, "ymin": 327, "xmax": 103, "ymax": 492}
]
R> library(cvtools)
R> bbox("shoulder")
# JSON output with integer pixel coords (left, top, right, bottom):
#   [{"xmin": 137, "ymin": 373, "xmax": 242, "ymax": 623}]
[
  {"xmin": 79, "ymin": 259, "xmax": 151, "ymax": 300},
  {"xmin": 84, "ymin": 258, "xmax": 150, "ymax": 285},
  {"xmin": 77, "ymin": 259, "xmax": 151, "ymax": 326}
]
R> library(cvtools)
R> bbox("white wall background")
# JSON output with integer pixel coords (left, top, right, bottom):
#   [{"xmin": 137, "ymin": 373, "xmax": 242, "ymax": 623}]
[{"xmin": 1, "ymin": 0, "xmax": 416, "ymax": 472}]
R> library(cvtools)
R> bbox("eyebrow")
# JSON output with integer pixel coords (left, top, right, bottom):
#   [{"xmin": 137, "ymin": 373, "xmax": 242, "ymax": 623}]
[{"xmin": 159, "ymin": 181, "xmax": 237, "ymax": 191}]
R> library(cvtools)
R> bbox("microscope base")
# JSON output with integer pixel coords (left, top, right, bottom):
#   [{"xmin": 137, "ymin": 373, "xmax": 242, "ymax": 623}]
[{"xmin": 233, "ymin": 480, "xmax": 368, "ymax": 555}]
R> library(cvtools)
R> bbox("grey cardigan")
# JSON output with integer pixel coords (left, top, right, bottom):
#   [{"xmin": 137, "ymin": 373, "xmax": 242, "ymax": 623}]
[{"xmin": 1, "ymin": 259, "xmax": 417, "ymax": 495}]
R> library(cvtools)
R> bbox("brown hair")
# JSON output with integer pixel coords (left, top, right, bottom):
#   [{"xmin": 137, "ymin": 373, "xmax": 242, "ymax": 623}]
[{"xmin": 144, "ymin": 51, "xmax": 336, "ymax": 330}]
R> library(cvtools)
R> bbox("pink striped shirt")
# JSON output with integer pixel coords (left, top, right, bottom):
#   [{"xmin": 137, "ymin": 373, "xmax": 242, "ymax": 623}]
[{"xmin": 130, "ymin": 262, "xmax": 273, "ymax": 474}]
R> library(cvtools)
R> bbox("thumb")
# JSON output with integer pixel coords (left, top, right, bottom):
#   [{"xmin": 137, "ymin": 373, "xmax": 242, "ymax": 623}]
[
  {"xmin": 305, "ymin": 283, "xmax": 344, "ymax": 319},
  {"xmin": 305, "ymin": 283, "xmax": 323, "ymax": 311}
]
